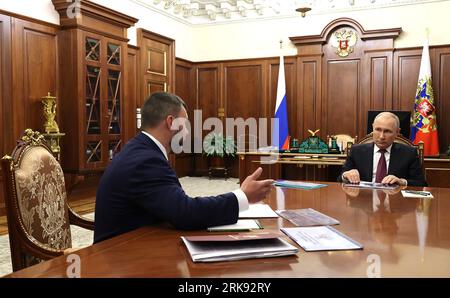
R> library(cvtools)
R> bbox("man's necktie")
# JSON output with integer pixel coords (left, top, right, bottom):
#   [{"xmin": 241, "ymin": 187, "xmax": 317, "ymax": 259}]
[{"xmin": 375, "ymin": 149, "xmax": 387, "ymax": 183}]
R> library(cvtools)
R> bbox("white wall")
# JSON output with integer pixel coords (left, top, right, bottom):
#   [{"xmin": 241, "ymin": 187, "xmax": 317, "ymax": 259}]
[
  {"xmin": 90, "ymin": 0, "xmax": 194, "ymax": 59},
  {"xmin": 191, "ymin": 1, "xmax": 450, "ymax": 61},
  {"xmin": 0, "ymin": 0, "xmax": 59, "ymax": 24},
  {"xmin": 1, "ymin": 0, "xmax": 449, "ymax": 62}
]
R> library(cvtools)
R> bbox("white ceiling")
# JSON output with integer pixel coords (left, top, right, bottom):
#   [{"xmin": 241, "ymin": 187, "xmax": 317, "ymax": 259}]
[{"xmin": 131, "ymin": 0, "xmax": 444, "ymax": 25}]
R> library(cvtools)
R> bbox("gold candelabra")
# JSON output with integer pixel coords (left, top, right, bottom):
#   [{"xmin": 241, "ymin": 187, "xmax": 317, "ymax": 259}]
[{"xmin": 41, "ymin": 92, "xmax": 65, "ymax": 161}]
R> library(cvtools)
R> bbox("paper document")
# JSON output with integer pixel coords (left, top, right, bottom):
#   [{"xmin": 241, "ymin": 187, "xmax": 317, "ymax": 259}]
[
  {"xmin": 343, "ymin": 181, "xmax": 399, "ymax": 190},
  {"xmin": 207, "ymin": 219, "xmax": 263, "ymax": 232},
  {"xmin": 401, "ymin": 190, "xmax": 434, "ymax": 198},
  {"xmin": 276, "ymin": 208, "xmax": 340, "ymax": 227},
  {"xmin": 239, "ymin": 204, "xmax": 279, "ymax": 218},
  {"xmin": 274, "ymin": 180, "xmax": 327, "ymax": 190},
  {"xmin": 281, "ymin": 226, "xmax": 363, "ymax": 252},
  {"xmin": 181, "ymin": 232, "xmax": 298, "ymax": 262}
]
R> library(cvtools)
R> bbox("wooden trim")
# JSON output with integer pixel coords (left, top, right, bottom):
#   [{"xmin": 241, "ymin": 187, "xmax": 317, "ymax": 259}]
[
  {"xmin": 127, "ymin": 44, "xmax": 139, "ymax": 50},
  {"xmin": 364, "ymin": 48, "xmax": 395, "ymax": 53},
  {"xmin": 52, "ymin": 0, "xmax": 138, "ymax": 27},
  {"xmin": 189, "ymin": 55, "xmax": 298, "ymax": 64},
  {"xmin": 0, "ymin": 9, "xmax": 60, "ymax": 29},
  {"xmin": 290, "ymin": 17, "xmax": 401, "ymax": 45},
  {"xmin": 139, "ymin": 28, "xmax": 175, "ymax": 43},
  {"xmin": 424, "ymin": 158, "xmax": 450, "ymax": 163},
  {"xmin": 137, "ymin": 28, "xmax": 175, "ymax": 101},
  {"xmin": 176, "ymin": 57, "xmax": 194, "ymax": 64},
  {"xmin": 52, "ymin": 0, "xmax": 137, "ymax": 41},
  {"xmin": 62, "ymin": 24, "xmax": 130, "ymax": 42}
]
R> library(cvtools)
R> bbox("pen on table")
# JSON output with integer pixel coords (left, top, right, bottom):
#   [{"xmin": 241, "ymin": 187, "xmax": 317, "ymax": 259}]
[{"xmin": 405, "ymin": 190, "xmax": 430, "ymax": 196}]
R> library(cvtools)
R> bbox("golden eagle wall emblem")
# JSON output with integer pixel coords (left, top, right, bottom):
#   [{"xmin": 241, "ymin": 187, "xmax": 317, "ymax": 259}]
[{"xmin": 330, "ymin": 28, "xmax": 358, "ymax": 57}]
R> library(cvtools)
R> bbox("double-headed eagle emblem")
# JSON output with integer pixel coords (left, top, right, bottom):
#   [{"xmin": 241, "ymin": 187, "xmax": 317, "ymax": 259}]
[{"xmin": 330, "ymin": 28, "xmax": 358, "ymax": 57}]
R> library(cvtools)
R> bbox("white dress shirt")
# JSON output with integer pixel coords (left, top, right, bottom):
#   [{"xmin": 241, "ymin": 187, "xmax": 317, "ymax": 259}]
[{"xmin": 141, "ymin": 131, "xmax": 249, "ymax": 211}]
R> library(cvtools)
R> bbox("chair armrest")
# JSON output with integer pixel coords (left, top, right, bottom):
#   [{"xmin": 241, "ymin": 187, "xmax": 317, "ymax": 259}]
[{"xmin": 68, "ymin": 206, "xmax": 95, "ymax": 230}]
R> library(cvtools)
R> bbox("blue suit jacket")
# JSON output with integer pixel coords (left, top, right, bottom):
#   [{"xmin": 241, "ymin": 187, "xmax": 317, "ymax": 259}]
[
  {"xmin": 94, "ymin": 132, "xmax": 239, "ymax": 243},
  {"xmin": 338, "ymin": 142, "xmax": 427, "ymax": 187}
]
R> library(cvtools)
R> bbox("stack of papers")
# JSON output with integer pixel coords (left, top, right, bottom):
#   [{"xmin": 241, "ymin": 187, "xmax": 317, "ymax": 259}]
[
  {"xmin": 274, "ymin": 180, "xmax": 327, "ymax": 190},
  {"xmin": 343, "ymin": 181, "xmax": 399, "ymax": 190},
  {"xmin": 207, "ymin": 219, "xmax": 263, "ymax": 232},
  {"xmin": 276, "ymin": 208, "xmax": 340, "ymax": 227},
  {"xmin": 401, "ymin": 190, "xmax": 434, "ymax": 198},
  {"xmin": 238, "ymin": 204, "xmax": 279, "ymax": 218},
  {"xmin": 281, "ymin": 226, "xmax": 363, "ymax": 252},
  {"xmin": 181, "ymin": 233, "xmax": 298, "ymax": 262}
]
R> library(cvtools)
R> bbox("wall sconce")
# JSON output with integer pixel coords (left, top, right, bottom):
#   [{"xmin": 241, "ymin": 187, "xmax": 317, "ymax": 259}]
[{"xmin": 296, "ymin": 7, "xmax": 311, "ymax": 17}]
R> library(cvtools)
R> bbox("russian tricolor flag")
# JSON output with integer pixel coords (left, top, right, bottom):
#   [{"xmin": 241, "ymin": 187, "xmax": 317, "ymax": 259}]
[{"xmin": 272, "ymin": 55, "xmax": 289, "ymax": 150}]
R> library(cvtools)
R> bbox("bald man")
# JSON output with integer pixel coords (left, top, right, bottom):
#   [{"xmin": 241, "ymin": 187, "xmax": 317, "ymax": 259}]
[{"xmin": 339, "ymin": 112, "xmax": 427, "ymax": 187}]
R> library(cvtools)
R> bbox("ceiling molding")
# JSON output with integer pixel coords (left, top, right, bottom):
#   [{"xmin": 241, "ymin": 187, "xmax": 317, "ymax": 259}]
[{"xmin": 131, "ymin": 0, "xmax": 447, "ymax": 26}]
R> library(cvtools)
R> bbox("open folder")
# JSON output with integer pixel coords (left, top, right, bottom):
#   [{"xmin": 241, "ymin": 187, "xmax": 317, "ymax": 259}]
[{"xmin": 181, "ymin": 233, "xmax": 298, "ymax": 262}]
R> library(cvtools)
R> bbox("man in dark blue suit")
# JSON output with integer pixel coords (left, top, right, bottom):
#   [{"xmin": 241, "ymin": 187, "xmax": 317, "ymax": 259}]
[
  {"xmin": 339, "ymin": 112, "xmax": 427, "ymax": 187},
  {"xmin": 94, "ymin": 92, "xmax": 274, "ymax": 243}
]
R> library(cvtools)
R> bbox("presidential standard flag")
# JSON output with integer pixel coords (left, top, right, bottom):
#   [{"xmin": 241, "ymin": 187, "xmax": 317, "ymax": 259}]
[
  {"xmin": 272, "ymin": 55, "xmax": 289, "ymax": 150},
  {"xmin": 410, "ymin": 38, "xmax": 439, "ymax": 156}
]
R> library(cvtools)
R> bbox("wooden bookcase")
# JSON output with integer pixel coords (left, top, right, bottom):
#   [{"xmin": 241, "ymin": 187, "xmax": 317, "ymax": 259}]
[{"xmin": 52, "ymin": 0, "xmax": 137, "ymax": 173}]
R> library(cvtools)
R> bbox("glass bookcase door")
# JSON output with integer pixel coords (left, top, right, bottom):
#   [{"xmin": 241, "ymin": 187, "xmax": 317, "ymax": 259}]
[
  {"xmin": 107, "ymin": 42, "xmax": 120, "ymax": 65},
  {"xmin": 86, "ymin": 65, "xmax": 101, "ymax": 135},
  {"xmin": 107, "ymin": 69, "xmax": 121, "ymax": 135},
  {"xmin": 86, "ymin": 140, "xmax": 102, "ymax": 163},
  {"xmin": 83, "ymin": 35, "xmax": 124, "ymax": 168},
  {"xmin": 86, "ymin": 38, "xmax": 100, "ymax": 61}
]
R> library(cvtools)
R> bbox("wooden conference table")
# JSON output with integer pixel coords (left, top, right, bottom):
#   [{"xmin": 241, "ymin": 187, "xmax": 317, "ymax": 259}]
[{"xmin": 6, "ymin": 182, "xmax": 450, "ymax": 277}]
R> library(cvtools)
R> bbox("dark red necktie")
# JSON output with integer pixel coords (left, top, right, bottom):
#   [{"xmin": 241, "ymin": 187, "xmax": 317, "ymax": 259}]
[{"xmin": 375, "ymin": 149, "xmax": 387, "ymax": 183}]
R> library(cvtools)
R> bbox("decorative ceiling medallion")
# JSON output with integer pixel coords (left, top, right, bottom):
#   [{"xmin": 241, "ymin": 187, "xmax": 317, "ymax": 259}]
[{"xmin": 330, "ymin": 28, "xmax": 358, "ymax": 58}]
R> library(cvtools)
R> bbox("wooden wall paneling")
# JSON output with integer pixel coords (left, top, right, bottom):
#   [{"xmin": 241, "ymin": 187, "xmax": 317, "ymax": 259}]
[
  {"xmin": 223, "ymin": 61, "xmax": 266, "ymax": 177},
  {"xmin": 137, "ymin": 29, "xmax": 175, "ymax": 109},
  {"xmin": 196, "ymin": 63, "xmax": 221, "ymax": 120},
  {"xmin": 174, "ymin": 58, "xmax": 195, "ymax": 177},
  {"xmin": 424, "ymin": 158, "xmax": 450, "ymax": 187},
  {"xmin": 296, "ymin": 52, "xmax": 321, "ymax": 142},
  {"xmin": 433, "ymin": 47, "xmax": 450, "ymax": 153},
  {"xmin": 194, "ymin": 62, "xmax": 222, "ymax": 175},
  {"xmin": 57, "ymin": 28, "xmax": 80, "ymax": 172},
  {"xmin": 321, "ymin": 26, "xmax": 365, "ymax": 141},
  {"xmin": 11, "ymin": 18, "xmax": 59, "ymax": 146},
  {"xmin": 0, "ymin": 14, "xmax": 11, "ymax": 156},
  {"xmin": 124, "ymin": 44, "xmax": 139, "ymax": 143},
  {"xmin": 393, "ymin": 49, "xmax": 421, "ymax": 111},
  {"xmin": 291, "ymin": 18, "xmax": 401, "ymax": 142},
  {"xmin": 175, "ymin": 58, "xmax": 195, "ymax": 114},
  {"xmin": 360, "ymin": 50, "xmax": 394, "ymax": 137},
  {"xmin": 323, "ymin": 59, "xmax": 360, "ymax": 139},
  {"xmin": 223, "ymin": 61, "xmax": 265, "ymax": 151},
  {"xmin": 0, "ymin": 14, "xmax": 11, "ymax": 210},
  {"xmin": 268, "ymin": 56, "xmax": 297, "ymax": 144}
]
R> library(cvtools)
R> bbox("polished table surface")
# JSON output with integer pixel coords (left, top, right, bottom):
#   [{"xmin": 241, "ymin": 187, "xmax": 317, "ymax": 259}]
[{"xmin": 5, "ymin": 182, "xmax": 450, "ymax": 277}]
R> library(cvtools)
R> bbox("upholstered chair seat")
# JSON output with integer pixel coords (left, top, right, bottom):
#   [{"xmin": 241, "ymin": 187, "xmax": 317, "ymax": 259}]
[{"xmin": 1, "ymin": 129, "xmax": 94, "ymax": 271}]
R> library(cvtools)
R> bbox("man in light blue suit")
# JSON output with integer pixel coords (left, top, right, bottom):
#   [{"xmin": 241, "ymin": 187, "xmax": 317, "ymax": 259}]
[{"xmin": 94, "ymin": 92, "xmax": 273, "ymax": 243}]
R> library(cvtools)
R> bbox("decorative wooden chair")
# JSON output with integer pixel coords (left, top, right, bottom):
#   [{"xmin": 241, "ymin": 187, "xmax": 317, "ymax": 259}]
[
  {"xmin": 1, "ymin": 129, "xmax": 94, "ymax": 272},
  {"xmin": 350, "ymin": 132, "xmax": 424, "ymax": 165}
]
